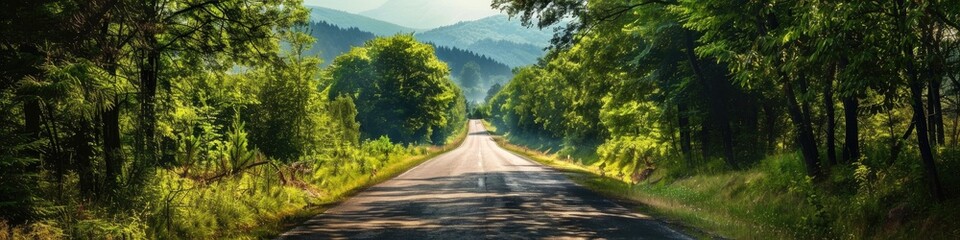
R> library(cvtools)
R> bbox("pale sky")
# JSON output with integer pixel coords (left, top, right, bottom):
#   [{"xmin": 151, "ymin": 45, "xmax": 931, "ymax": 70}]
[{"xmin": 303, "ymin": 0, "xmax": 503, "ymax": 29}]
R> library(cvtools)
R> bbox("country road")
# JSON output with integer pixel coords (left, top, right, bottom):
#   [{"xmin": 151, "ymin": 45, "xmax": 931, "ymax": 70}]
[{"xmin": 280, "ymin": 120, "xmax": 691, "ymax": 239}]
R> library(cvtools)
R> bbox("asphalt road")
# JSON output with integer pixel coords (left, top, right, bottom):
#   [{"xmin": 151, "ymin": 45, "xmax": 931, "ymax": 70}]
[{"xmin": 280, "ymin": 120, "xmax": 691, "ymax": 239}]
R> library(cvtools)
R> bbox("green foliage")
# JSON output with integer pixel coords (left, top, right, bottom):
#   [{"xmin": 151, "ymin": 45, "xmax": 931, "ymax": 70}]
[
  {"xmin": 0, "ymin": 1, "xmax": 473, "ymax": 238},
  {"xmin": 329, "ymin": 95, "xmax": 362, "ymax": 145},
  {"xmin": 459, "ymin": 61, "xmax": 482, "ymax": 99},
  {"xmin": 246, "ymin": 31, "xmax": 327, "ymax": 161},
  {"xmin": 489, "ymin": 0, "xmax": 960, "ymax": 238},
  {"xmin": 328, "ymin": 35, "xmax": 466, "ymax": 144}
]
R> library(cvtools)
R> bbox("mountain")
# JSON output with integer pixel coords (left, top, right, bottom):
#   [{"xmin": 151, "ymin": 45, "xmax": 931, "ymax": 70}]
[
  {"xmin": 415, "ymin": 15, "xmax": 551, "ymax": 67},
  {"xmin": 467, "ymin": 39, "xmax": 544, "ymax": 68},
  {"xmin": 305, "ymin": 6, "xmax": 417, "ymax": 36},
  {"xmin": 416, "ymin": 15, "xmax": 552, "ymax": 48},
  {"xmin": 303, "ymin": 21, "xmax": 512, "ymax": 102},
  {"xmin": 431, "ymin": 45, "xmax": 512, "ymax": 81},
  {"xmin": 358, "ymin": 0, "xmax": 500, "ymax": 29},
  {"xmin": 305, "ymin": 21, "xmax": 376, "ymax": 66}
]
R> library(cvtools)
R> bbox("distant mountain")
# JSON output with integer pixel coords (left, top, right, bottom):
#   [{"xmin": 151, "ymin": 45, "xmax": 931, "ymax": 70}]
[
  {"xmin": 305, "ymin": 6, "xmax": 417, "ymax": 36},
  {"xmin": 416, "ymin": 15, "xmax": 552, "ymax": 48},
  {"xmin": 305, "ymin": 21, "xmax": 375, "ymax": 66},
  {"xmin": 415, "ymin": 15, "xmax": 551, "ymax": 67},
  {"xmin": 359, "ymin": 0, "xmax": 500, "ymax": 29},
  {"xmin": 431, "ymin": 45, "xmax": 512, "ymax": 81},
  {"xmin": 466, "ymin": 39, "xmax": 544, "ymax": 68},
  {"xmin": 304, "ymin": 21, "xmax": 512, "ymax": 102}
]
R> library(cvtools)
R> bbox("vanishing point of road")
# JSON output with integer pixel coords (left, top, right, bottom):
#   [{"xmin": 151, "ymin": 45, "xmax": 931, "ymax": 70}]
[{"xmin": 280, "ymin": 120, "xmax": 691, "ymax": 239}]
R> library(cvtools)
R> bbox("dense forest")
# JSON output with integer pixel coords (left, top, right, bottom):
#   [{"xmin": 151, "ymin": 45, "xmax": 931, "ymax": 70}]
[
  {"xmin": 431, "ymin": 45, "xmax": 513, "ymax": 101},
  {"xmin": 415, "ymin": 14, "xmax": 552, "ymax": 67},
  {"xmin": 485, "ymin": 0, "xmax": 960, "ymax": 238},
  {"xmin": 305, "ymin": 21, "xmax": 376, "ymax": 67},
  {"xmin": 465, "ymin": 39, "xmax": 545, "ymax": 69},
  {"xmin": 0, "ymin": 1, "xmax": 465, "ymax": 238}
]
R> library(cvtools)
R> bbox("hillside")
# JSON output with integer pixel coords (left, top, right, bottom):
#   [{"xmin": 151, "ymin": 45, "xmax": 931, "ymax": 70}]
[
  {"xmin": 305, "ymin": 5, "xmax": 417, "ymax": 36},
  {"xmin": 305, "ymin": 21, "xmax": 376, "ymax": 65},
  {"xmin": 416, "ymin": 15, "xmax": 552, "ymax": 48},
  {"xmin": 467, "ymin": 39, "xmax": 544, "ymax": 68},
  {"xmin": 415, "ymin": 15, "xmax": 551, "ymax": 67}
]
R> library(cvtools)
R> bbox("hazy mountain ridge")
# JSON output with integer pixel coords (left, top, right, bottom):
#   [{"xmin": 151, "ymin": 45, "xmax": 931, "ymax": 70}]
[
  {"xmin": 415, "ymin": 15, "xmax": 551, "ymax": 67},
  {"xmin": 305, "ymin": 6, "xmax": 417, "ymax": 36},
  {"xmin": 466, "ymin": 39, "xmax": 545, "ymax": 68},
  {"xmin": 305, "ymin": 21, "xmax": 376, "ymax": 66},
  {"xmin": 416, "ymin": 15, "xmax": 552, "ymax": 48}
]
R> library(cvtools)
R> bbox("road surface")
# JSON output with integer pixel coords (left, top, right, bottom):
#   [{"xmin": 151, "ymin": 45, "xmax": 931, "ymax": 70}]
[{"xmin": 280, "ymin": 120, "xmax": 691, "ymax": 239}]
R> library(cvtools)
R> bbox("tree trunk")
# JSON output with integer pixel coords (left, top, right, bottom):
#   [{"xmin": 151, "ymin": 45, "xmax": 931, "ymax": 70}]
[
  {"xmin": 102, "ymin": 103, "xmax": 122, "ymax": 189},
  {"xmin": 897, "ymin": 0, "xmax": 945, "ymax": 201},
  {"xmin": 763, "ymin": 102, "xmax": 778, "ymax": 154},
  {"xmin": 929, "ymin": 78, "xmax": 946, "ymax": 144},
  {"xmin": 907, "ymin": 70, "xmax": 945, "ymax": 201},
  {"xmin": 927, "ymin": 80, "xmax": 940, "ymax": 146},
  {"xmin": 678, "ymin": 102, "xmax": 693, "ymax": 159},
  {"xmin": 74, "ymin": 122, "xmax": 96, "ymax": 196},
  {"xmin": 842, "ymin": 95, "xmax": 860, "ymax": 163},
  {"xmin": 683, "ymin": 29, "xmax": 737, "ymax": 168},
  {"xmin": 825, "ymin": 67, "xmax": 837, "ymax": 167},
  {"xmin": 700, "ymin": 118, "xmax": 711, "ymax": 161},
  {"xmin": 783, "ymin": 77, "xmax": 822, "ymax": 179},
  {"xmin": 138, "ymin": 35, "xmax": 161, "ymax": 178},
  {"xmin": 24, "ymin": 100, "xmax": 42, "ymax": 137}
]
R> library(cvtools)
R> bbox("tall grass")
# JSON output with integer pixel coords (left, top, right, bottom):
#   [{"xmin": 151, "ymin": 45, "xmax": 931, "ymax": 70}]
[
  {"xmin": 487, "ymin": 121, "xmax": 960, "ymax": 239},
  {"xmin": 1, "ymin": 123, "xmax": 469, "ymax": 239}
]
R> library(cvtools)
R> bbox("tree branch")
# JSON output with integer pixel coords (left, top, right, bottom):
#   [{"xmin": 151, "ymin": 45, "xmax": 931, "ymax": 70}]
[{"xmin": 163, "ymin": 0, "xmax": 221, "ymax": 22}]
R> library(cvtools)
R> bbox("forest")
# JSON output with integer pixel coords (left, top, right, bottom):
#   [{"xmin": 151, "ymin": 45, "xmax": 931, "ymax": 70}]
[
  {"xmin": 0, "ymin": 0, "xmax": 465, "ymax": 238},
  {"xmin": 483, "ymin": 0, "xmax": 960, "ymax": 238}
]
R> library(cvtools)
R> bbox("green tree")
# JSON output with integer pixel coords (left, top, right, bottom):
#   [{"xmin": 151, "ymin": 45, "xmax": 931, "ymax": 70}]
[
  {"xmin": 248, "ymin": 30, "xmax": 324, "ymax": 161},
  {"xmin": 328, "ymin": 35, "xmax": 464, "ymax": 144},
  {"xmin": 459, "ymin": 61, "xmax": 482, "ymax": 100}
]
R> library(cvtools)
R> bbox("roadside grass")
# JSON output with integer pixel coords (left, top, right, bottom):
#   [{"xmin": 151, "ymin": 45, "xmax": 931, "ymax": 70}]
[
  {"xmin": 482, "ymin": 121, "xmax": 960, "ymax": 240},
  {"xmin": 9, "ymin": 122, "xmax": 477, "ymax": 240},
  {"xmin": 254, "ymin": 122, "xmax": 470, "ymax": 238}
]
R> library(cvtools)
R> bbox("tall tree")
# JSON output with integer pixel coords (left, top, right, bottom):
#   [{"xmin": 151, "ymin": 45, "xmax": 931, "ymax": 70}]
[{"xmin": 328, "ymin": 35, "xmax": 465, "ymax": 144}]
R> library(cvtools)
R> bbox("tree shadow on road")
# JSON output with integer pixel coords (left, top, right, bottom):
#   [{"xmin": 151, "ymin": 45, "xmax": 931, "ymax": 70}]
[{"xmin": 280, "ymin": 170, "xmax": 690, "ymax": 239}]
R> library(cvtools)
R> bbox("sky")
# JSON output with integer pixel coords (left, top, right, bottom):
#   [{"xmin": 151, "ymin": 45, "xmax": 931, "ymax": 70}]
[{"xmin": 302, "ymin": 0, "xmax": 503, "ymax": 29}]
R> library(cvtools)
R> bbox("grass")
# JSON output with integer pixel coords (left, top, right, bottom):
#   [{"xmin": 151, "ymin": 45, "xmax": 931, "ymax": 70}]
[
  {"xmin": 254, "ymin": 122, "xmax": 471, "ymax": 238},
  {"xmin": 0, "ymin": 123, "xmax": 474, "ymax": 240},
  {"xmin": 482, "ymin": 120, "xmax": 960, "ymax": 240}
]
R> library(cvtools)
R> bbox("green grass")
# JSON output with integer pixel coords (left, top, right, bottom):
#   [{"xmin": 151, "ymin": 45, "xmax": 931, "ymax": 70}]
[
  {"xmin": 483, "ymin": 120, "xmax": 960, "ymax": 240},
  {"xmin": 0, "ymin": 123, "xmax": 473, "ymax": 240},
  {"xmin": 253, "ymin": 122, "xmax": 471, "ymax": 238}
]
